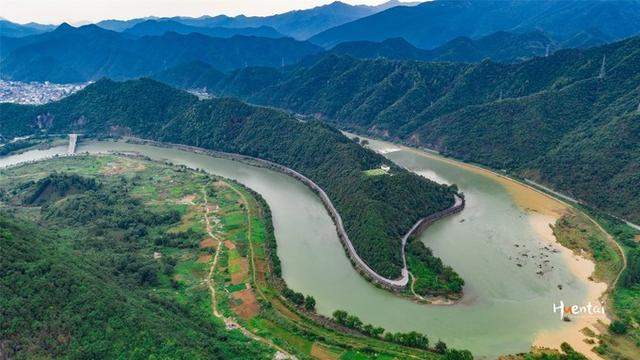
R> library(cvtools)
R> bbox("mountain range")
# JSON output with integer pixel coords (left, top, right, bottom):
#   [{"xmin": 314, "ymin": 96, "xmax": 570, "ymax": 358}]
[
  {"xmin": 122, "ymin": 19, "xmax": 284, "ymax": 38},
  {"xmin": 152, "ymin": 36, "xmax": 640, "ymax": 224},
  {"xmin": 0, "ymin": 19, "xmax": 55, "ymax": 38},
  {"xmin": 0, "ymin": 23, "xmax": 321, "ymax": 83},
  {"xmin": 309, "ymin": 0, "xmax": 640, "ymax": 49},
  {"xmin": 327, "ymin": 30, "xmax": 557, "ymax": 63},
  {"xmin": 95, "ymin": 1, "xmax": 416, "ymax": 39}
]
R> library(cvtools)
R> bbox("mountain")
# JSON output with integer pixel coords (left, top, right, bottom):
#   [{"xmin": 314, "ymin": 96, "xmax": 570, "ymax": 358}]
[
  {"xmin": 0, "ymin": 78, "xmax": 457, "ymax": 280},
  {"xmin": 0, "ymin": 19, "xmax": 54, "ymax": 37},
  {"xmin": 328, "ymin": 30, "xmax": 556, "ymax": 63},
  {"xmin": 309, "ymin": 0, "xmax": 640, "ymax": 49},
  {"xmin": 202, "ymin": 36, "xmax": 640, "ymax": 224},
  {"xmin": 123, "ymin": 19, "xmax": 284, "ymax": 38},
  {"xmin": 96, "ymin": 1, "xmax": 416, "ymax": 40},
  {"xmin": 95, "ymin": 17, "xmax": 156, "ymax": 32},
  {"xmin": 0, "ymin": 23, "xmax": 322, "ymax": 83}
]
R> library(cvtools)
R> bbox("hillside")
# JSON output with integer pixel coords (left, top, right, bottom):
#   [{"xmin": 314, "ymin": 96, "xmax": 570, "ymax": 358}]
[
  {"xmin": 0, "ymin": 160, "xmax": 273, "ymax": 358},
  {"xmin": 200, "ymin": 36, "xmax": 640, "ymax": 224},
  {"xmin": 123, "ymin": 19, "xmax": 284, "ymax": 38},
  {"xmin": 0, "ymin": 24, "xmax": 322, "ymax": 83},
  {"xmin": 309, "ymin": 0, "xmax": 640, "ymax": 49},
  {"xmin": 328, "ymin": 30, "xmax": 555, "ymax": 63},
  {"xmin": 0, "ymin": 78, "xmax": 457, "ymax": 281}
]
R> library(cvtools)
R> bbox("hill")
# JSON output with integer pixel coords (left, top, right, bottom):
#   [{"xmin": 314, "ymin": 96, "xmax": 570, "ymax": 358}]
[
  {"xmin": 309, "ymin": 0, "xmax": 640, "ymax": 49},
  {"xmin": 0, "ymin": 78, "xmax": 458, "ymax": 281},
  {"xmin": 0, "ymin": 161, "xmax": 273, "ymax": 359},
  {"xmin": 328, "ymin": 30, "xmax": 555, "ymax": 63},
  {"xmin": 0, "ymin": 24, "xmax": 322, "ymax": 83},
  {"xmin": 123, "ymin": 19, "xmax": 284, "ymax": 38},
  {"xmin": 202, "ymin": 36, "xmax": 640, "ymax": 224}
]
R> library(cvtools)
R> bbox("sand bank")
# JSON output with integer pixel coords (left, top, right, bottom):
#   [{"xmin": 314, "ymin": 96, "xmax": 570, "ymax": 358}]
[
  {"xmin": 530, "ymin": 213, "xmax": 609, "ymax": 360},
  {"xmin": 398, "ymin": 145, "xmax": 610, "ymax": 359}
]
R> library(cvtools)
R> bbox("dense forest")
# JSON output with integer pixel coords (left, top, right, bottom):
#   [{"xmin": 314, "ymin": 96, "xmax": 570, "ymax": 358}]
[
  {"xmin": 0, "ymin": 78, "xmax": 457, "ymax": 281},
  {"xmin": 0, "ymin": 170, "xmax": 272, "ymax": 359},
  {"xmin": 164, "ymin": 36, "xmax": 640, "ymax": 224}
]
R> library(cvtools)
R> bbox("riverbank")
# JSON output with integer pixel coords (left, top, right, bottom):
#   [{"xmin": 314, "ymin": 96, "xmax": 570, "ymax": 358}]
[
  {"xmin": 365, "ymin": 139, "xmax": 614, "ymax": 359},
  {"xmin": 121, "ymin": 136, "xmax": 465, "ymax": 299}
]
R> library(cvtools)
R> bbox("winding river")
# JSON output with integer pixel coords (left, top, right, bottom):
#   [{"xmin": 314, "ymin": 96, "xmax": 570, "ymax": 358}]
[{"xmin": 0, "ymin": 139, "xmax": 594, "ymax": 358}]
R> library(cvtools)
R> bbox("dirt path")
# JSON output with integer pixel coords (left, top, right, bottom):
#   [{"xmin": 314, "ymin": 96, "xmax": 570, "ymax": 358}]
[{"xmin": 201, "ymin": 186, "xmax": 293, "ymax": 359}]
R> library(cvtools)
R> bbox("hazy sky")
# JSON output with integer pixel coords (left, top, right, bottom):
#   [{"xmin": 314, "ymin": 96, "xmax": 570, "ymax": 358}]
[{"xmin": 2, "ymin": 0, "xmax": 404, "ymax": 25}]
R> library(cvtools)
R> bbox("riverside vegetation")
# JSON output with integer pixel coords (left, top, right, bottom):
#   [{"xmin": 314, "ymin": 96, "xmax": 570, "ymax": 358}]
[
  {"xmin": 0, "ymin": 78, "xmax": 462, "ymax": 297},
  {"xmin": 0, "ymin": 154, "xmax": 473, "ymax": 359}
]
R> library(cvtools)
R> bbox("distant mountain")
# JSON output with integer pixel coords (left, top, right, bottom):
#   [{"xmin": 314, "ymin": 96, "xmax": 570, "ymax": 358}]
[
  {"xmin": 200, "ymin": 36, "xmax": 640, "ymax": 224},
  {"xmin": 328, "ymin": 31, "xmax": 556, "ymax": 63},
  {"xmin": 95, "ymin": 17, "xmax": 156, "ymax": 32},
  {"xmin": 123, "ymin": 20, "xmax": 284, "ymax": 38},
  {"xmin": 0, "ymin": 23, "xmax": 322, "ymax": 83},
  {"xmin": 0, "ymin": 19, "xmax": 54, "ymax": 37},
  {"xmin": 309, "ymin": 0, "xmax": 640, "ymax": 49},
  {"xmin": 96, "ymin": 1, "xmax": 416, "ymax": 39}
]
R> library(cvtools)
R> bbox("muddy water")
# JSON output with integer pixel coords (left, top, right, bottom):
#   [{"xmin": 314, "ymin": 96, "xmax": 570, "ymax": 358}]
[{"xmin": 0, "ymin": 140, "xmax": 594, "ymax": 358}]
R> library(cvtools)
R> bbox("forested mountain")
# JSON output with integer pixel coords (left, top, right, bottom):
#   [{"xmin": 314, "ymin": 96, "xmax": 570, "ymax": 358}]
[
  {"xmin": 328, "ymin": 30, "xmax": 555, "ymax": 63},
  {"xmin": 309, "ymin": 0, "xmax": 640, "ymax": 49},
  {"xmin": 123, "ymin": 19, "xmax": 284, "ymax": 38},
  {"xmin": 0, "ymin": 19, "xmax": 54, "ymax": 37},
  {"xmin": 0, "ymin": 24, "xmax": 322, "ymax": 83},
  {"xmin": 195, "ymin": 36, "xmax": 640, "ymax": 224},
  {"xmin": 0, "ymin": 78, "xmax": 457, "ymax": 280},
  {"xmin": 96, "ymin": 1, "xmax": 413, "ymax": 40}
]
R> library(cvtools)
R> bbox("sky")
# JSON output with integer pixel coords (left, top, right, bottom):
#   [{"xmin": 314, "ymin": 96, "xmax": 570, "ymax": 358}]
[{"xmin": 2, "ymin": 0, "xmax": 404, "ymax": 25}]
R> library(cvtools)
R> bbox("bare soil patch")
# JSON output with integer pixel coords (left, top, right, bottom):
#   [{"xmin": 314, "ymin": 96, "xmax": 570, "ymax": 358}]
[
  {"xmin": 197, "ymin": 254, "xmax": 212, "ymax": 263},
  {"xmin": 310, "ymin": 343, "xmax": 339, "ymax": 360},
  {"xmin": 231, "ymin": 288, "xmax": 260, "ymax": 319},
  {"xmin": 199, "ymin": 238, "xmax": 218, "ymax": 248},
  {"xmin": 224, "ymin": 240, "xmax": 236, "ymax": 250},
  {"xmin": 229, "ymin": 258, "xmax": 249, "ymax": 284},
  {"xmin": 178, "ymin": 194, "xmax": 197, "ymax": 204}
]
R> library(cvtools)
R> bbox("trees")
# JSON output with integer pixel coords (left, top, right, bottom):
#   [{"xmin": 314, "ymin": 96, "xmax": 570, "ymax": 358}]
[
  {"xmin": 332, "ymin": 310, "xmax": 348, "ymax": 325},
  {"xmin": 304, "ymin": 295, "xmax": 316, "ymax": 311}
]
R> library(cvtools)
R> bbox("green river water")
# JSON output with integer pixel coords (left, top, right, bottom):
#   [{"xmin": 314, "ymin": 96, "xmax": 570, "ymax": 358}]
[{"xmin": 0, "ymin": 140, "xmax": 590, "ymax": 358}]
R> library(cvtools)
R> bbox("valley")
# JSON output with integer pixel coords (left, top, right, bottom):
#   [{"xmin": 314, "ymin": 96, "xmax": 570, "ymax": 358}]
[
  {"xmin": 0, "ymin": 137, "xmax": 621, "ymax": 358},
  {"xmin": 2, "ymin": 1, "xmax": 640, "ymax": 359}
]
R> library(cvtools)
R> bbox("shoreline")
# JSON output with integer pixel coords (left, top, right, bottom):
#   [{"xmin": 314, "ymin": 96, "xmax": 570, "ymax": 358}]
[
  {"xmin": 119, "ymin": 137, "xmax": 468, "ymax": 299},
  {"xmin": 369, "ymin": 140, "xmax": 612, "ymax": 359}
]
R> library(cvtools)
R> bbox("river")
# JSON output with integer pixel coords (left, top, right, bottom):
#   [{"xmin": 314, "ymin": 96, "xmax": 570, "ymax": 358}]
[{"xmin": 0, "ymin": 140, "xmax": 593, "ymax": 358}]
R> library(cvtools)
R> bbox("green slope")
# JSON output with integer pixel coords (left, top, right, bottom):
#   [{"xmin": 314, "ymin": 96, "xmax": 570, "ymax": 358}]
[
  {"xmin": 0, "ymin": 78, "xmax": 457, "ymax": 281},
  {"xmin": 202, "ymin": 36, "xmax": 640, "ymax": 224}
]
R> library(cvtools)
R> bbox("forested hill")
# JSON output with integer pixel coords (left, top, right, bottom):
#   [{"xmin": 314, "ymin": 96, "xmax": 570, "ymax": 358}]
[
  {"xmin": 193, "ymin": 36, "xmax": 640, "ymax": 224},
  {"xmin": 0, "ymin": 24, "xmax": 322, "ymax": 83},
  {"xmin": 0, "ymin": 78, "xmax": 457, "ymax": 279},
  {"xmin": 328, "ymin": 31, "xmax": 556, "ymax": 63}
]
